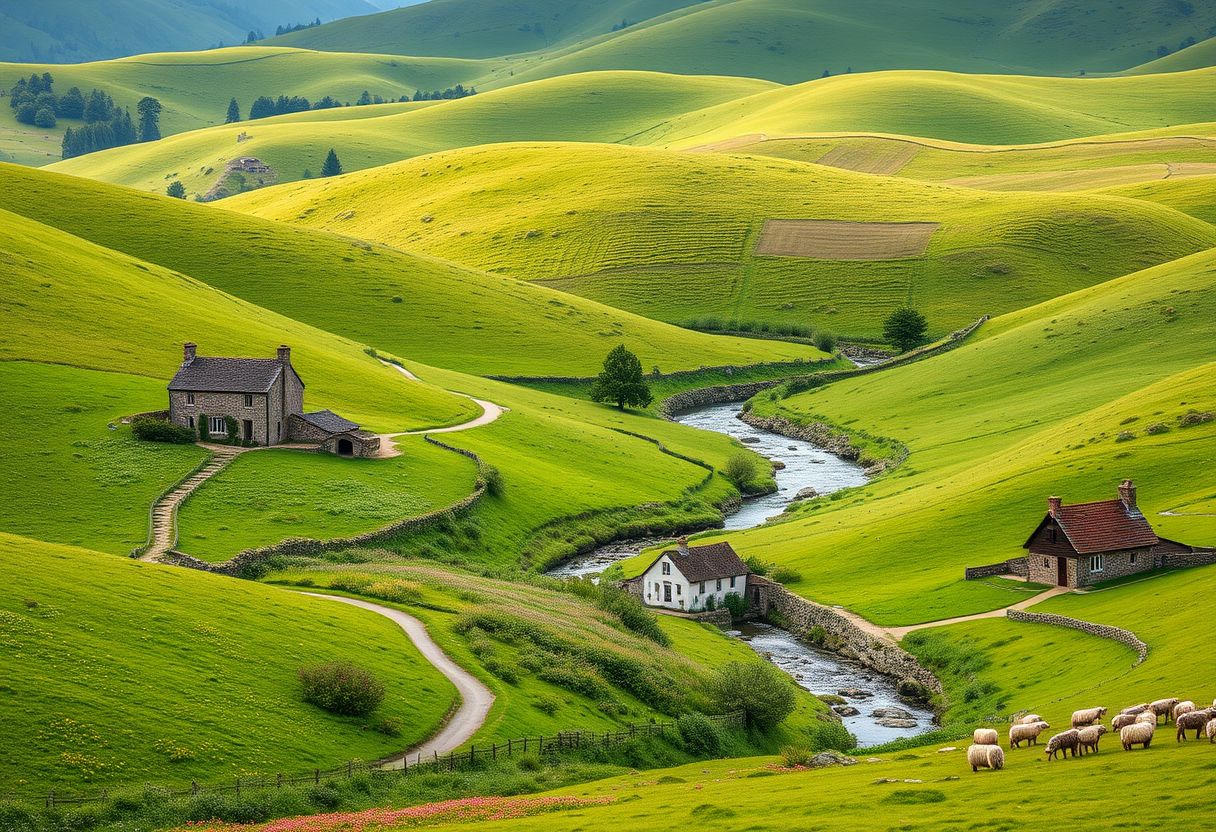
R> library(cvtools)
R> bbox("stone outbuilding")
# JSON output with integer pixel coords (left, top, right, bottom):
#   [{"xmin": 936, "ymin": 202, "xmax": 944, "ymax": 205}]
[{"xmin": 167, "ymin": 343, "xmax": 378, "ymax": 456}]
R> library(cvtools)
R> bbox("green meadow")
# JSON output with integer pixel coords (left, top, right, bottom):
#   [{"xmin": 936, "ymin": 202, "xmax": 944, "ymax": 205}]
[{"xmin": 0, "ymin": 533, "xmax": 455, "ymax": 790}]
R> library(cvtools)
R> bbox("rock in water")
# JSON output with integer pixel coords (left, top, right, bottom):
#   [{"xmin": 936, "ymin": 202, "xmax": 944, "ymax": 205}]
[
  {"xmin": 794, "ymin": 487, "xmax": 819, "ymax": 500},
  {"xmin": 871, "ymin": 707, "xmax": 913, "ymax": 719},
  {"xmin": 838, "ymin": 687, "xmax": 873, "ymax": 699},
  {"xmin": 832, "ymin": 705, "xmax": 861, "ymax": 716}
]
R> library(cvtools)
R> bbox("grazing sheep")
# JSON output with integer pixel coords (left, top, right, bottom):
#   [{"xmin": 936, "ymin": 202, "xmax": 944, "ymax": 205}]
[
  {"xmin": 967, "ymin": 743, "xmax": 1005, "ymax": 772},
  {"xmin": 1150, "ymin": 698, "xmax": 1179, "ymax": 723},
  {"xmin": 1206, "ymin": 718, "xmax": 1216, "ymax": 744},
  {"xmin": 1119, "ymin": 703, "xmax": 1150, "ymax": 716},
  {"xmin": 1046, "ymin": 729, "xmax": 1081, "ymax": 760},
  {"xmin": 1121, "ymin": 721, "xmax": 1155, "ymax": 751},
  {"xmin": 973, "ymin": 728, "xmax": 999, "ymax": 746},
  {"xmin": 1174, "ymin": 701, "xmax": 1196, "ymax": 722},
  {"xmin": 1018, "ymin": 713, "xmax": 1043, "ymax": 725},
  {"xmin": 1071, "ymin": 707, "xmax": 1108, "ymax": 728},
  {"xmin": 1111, "ymin": 714, "xmax": 1138, "ymax": 731},
  {"xmin": 1136, "ymin": 710, "xmax": 1157, "ymax": 724},
  {"xmin": 1078, "ymin": 725, "xmax": 1108, "ymax": 755},
  {"xmin": 1176, "ymin": 710, "xmax": 1212, "ymax": 742},
  {"xmin": 1009, "ymin": 721, "xmax": 1049, "ymax": 748}
]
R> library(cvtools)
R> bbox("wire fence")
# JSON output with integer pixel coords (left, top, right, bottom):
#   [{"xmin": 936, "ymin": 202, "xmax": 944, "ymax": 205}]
[{"xmin": 7, "ymin": 712, "xmax": 746, "ymax": 809}]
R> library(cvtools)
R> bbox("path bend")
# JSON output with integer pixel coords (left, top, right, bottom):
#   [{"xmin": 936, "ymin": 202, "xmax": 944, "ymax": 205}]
[
  {"xmin": 885, "ymin": 586, "xmax": 1071, "ymax": 640},
  {"xmin": 378, "ymin": 360, "xmax": 507, "ymax": 447},
  {"xmin": 301, "ymin": 592, "xmax": 495, "ymax": 767}
]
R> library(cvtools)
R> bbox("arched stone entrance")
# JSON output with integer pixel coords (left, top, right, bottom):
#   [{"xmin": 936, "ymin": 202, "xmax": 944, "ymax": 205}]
[{"xmin": 337, "ymin": 437, "xmax": 354, "ymax": 457}]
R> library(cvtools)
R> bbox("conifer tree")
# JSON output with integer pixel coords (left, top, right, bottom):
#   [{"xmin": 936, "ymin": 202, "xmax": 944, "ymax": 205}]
[
  {"xmin": 136, "ymin": 96, "xmax": 162, "ymax": 141},
  {"xmin": 320, "ymin": 148, "xmax": 343, "ymax": 177},
  {"xmin": 225, "ymin": 97, "xmax": 241, "ymax": 123}
]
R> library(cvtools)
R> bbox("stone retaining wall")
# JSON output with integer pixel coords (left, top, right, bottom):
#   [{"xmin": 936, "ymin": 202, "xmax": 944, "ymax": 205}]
[
  {"xmin": 764, "ymin": 584, "xmax": 942, "ymax": 693},
  {"xmin": 1159, "ymin": 548, "xmax": 1216, "ymax": 570},
  {"xmin": 964, "ymin": 558, "xmax": 1030, "ymax": 580},
  {"xmin": 1006, "ymin": 609, "xmax": 1148, "ymax": 665},
  {"xmin": 167, "ymin": 435, "xmax": 487, "ymax": 578}
]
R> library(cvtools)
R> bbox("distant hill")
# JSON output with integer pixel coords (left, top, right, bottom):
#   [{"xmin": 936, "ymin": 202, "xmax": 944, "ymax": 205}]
[
  {"xmin": 0, "ymin": 0, "xmax": 378, "ymax": 63},
  {"xmin": 271, "ymin": 0, "xmax": 1216, "ymax": 78},
  {"xmin": 1124, "ymin": 35, "xmax": 1216, "ymax": 74}
]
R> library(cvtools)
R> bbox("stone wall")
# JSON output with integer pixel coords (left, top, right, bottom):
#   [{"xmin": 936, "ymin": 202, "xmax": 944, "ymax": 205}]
[
  {"xmin": 688, "ymin": 608, "xmax": 733, "ymax": 629},
  {"xmin": 762, "ymin": 583, "xmax": 942, "ymax": 694},
  {"xmin": 487, "ymin": 357, "xmax": 836, "ymax": 387},
  {"xmin": 1006, "ymin": 609, "xmax": 1148, "ymax": 665},
  {"xmin": 1159, "ymin": 548, "xmax": 1216, "ymax": 570},
  {"xmin": 964, "ymin": 558, "xmax": 1029, "ymax": 580}
]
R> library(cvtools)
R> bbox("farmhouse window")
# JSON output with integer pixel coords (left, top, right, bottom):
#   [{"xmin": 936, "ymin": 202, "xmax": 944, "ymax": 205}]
[
  {"xmin": 244, "ymin": 394, "xmax": 254, "ymax": 407},
  {"xmin": 661, "ymin": 562, "xmax": 670, "ymax": 575},
  {"xmin": 676, "ymin": 585, "xmax": 681, "ymax": 595},
  {"xmin": 1089, "ymin": 554, "xmax": 1104, "ymax": 573},
  {"xmin": 188, "ymin": 416, "xmax": 194, "ymax": 429},
  {"xmin": 699, "ymin": 581, "xmax": 705, "ymax": 593},
  {"xmin": 209, "ymin": 416, "xmax": 226, "ymax": 435},
  {"xmin": 730, "ymin": 576, "xmax": 736, "ymax": 588},
  {"xmin": 1043, "ymin": 557, "xmax": 1050, "ymax": 568},
  {"xmin": 186, "ymin": 392, "xmax": 195, "ymax": 405},
  {"xmin": 1130, "ymin": 552, "xmax": 1137, "ymax": 565},
  {"xmin": 1047, "ymin": 527, "xmax": 1056, "ymax": 543},
  {"xmin": 716, "ymin": 579, "xmax": 722, "ymax": 591}
]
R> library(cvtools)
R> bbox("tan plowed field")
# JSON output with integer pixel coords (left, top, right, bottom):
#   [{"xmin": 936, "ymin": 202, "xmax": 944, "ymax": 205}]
[{"xmin": 755, "ymin": 219, "xmax": 939, "ymax": 260}]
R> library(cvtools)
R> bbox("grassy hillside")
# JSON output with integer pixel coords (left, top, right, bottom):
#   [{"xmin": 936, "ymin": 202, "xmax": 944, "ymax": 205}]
[
  {"xmin": 1125, "ymin": 35, "xmax": 1216, "ymax": 75},
  {"xmin": 46, "ymin": 70, "xmax": 774, "ymax": 194},
  {"xmin": 620, "ymin": 247, "xmax": 1216, "ymax": 624},
  {"xmin": 1099, "ymin": 174, "xmax": 1216, "ymax": 225},
  {"xmin": 229, "ymin": 141, "xmax": 1216, "ymax": 339},
  {"xmin": 0, "ymin": 532, "xmax": 455, "ymax": 790},
  {"xmin": 0, "ymin": 163, "xmax": 816, "ymax": 377}
]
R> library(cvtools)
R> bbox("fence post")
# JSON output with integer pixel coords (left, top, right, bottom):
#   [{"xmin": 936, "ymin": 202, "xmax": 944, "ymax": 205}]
[
  {"xmin": 538, "ymin": 735, "xmax": 543, "ymax": 754},
  {"xmin": 508, "ymin": 738, "xmax": 513, "ymax": 756},
  {"xmin": 470, "ymin": 745, "xmax": 475, "ymax": 767},
  {"xmin": 492, "ymin": 743, "xmax": 497, "ymax": 761},
  {"xmin": 315, "ymin": 769, "xmax": 320, "ymax": 785},
  {"xmin": 575, "ymin": 731, "xmax": 581, "ymax": 749}
]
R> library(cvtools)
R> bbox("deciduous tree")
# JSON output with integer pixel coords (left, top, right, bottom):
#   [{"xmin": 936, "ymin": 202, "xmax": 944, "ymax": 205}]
[
  {"xmin": 589, "ymin": 345, "xmax": 652, "ymax": 409},
  {"xmin": 883, "ymin": 307, "xmax": 928, "ymax": 352}
]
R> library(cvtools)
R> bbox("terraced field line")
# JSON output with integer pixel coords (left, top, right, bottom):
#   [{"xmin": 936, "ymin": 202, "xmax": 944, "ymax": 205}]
[
  {"xmin": 301, "ymin": 593, "xmax": 495, "ymax": 766},
  {"xmin": 140, "ymin": 446, "xmax": 245, "ymax": 563},
  {"xmin": 378, "ymin": 360, "xmax": 507, "ymax": 437}
]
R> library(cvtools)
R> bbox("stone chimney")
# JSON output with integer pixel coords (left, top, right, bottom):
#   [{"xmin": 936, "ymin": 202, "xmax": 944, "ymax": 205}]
[
  {"xmin": 676, "ymin": 536, "xmax": 689, "ymax": 555},
  {"xmin": 1119, "ymin": 479, "xmax": 1138, "ymax": 513},
  {"xmin": 1047, "ymin": 496, "xmax": 1062, "ymax": 517},
  {"xmin": 277, "ymin": 345, "xmax": 291, "ymax": 364},
  {"xmin": 183, "ymin": 342, "xmax": 197, "ymax": 364}
]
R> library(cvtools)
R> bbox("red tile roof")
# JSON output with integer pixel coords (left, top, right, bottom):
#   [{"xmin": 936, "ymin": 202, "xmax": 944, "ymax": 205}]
[{"xmin": 1054, "ymin": 499, "xmax": 1158, "ymax": 554}]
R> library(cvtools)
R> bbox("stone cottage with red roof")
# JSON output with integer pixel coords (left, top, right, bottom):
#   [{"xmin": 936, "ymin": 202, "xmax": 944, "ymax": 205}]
[{"xmin": 1023, "ymin": 479, "xmax": 1167, "ymax": 588}]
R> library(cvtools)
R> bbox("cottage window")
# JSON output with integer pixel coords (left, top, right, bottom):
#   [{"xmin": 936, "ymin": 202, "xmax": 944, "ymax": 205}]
[
  {"xmin": 716, "ymin": 578, "xmax": 722, "ymax": 591},
  {"xmin": 1129, "ymin": 552, "xmax": 1136, "ymax": 565},
  {"xmin": 276, "ymin": 422, "xmax": 281, "ymax": 440},
  {"xmin": 187, "ymin": 416, "xmax": 195, "ymax": 429},
  {"xmin": 209, "ymin": 416, "xmax": 226, "ymax": 435},
  {"xmin": 186, "ymin": 392, "xmax": 195, "ymax": 405},
  {"xmin": 730, "ymin": 576, "xmax": 736, "ymax": 588},
  {"xmin": 661, "ymin": 562, "xmax": 670, "ymax": 575},
  {"xmin": 676, "ymin": 585, "xmax": 681, "ymax": 595},
  {"xmin": 1047, "ymin": 527, "xmax": 1057, "ymax": 543},
  {"xmin": 1089, "ymin": 554, "xmax": 1104, "ymax": 573},
  {"xmin": 244, "ymin": 394, "xmax": 254, "ymax": 407},
  {"xmin": 1043, "ymin": 557, "xmax": 1050, "ymax": 568},
  {"xmin": 699, "ymin": 581, "xmax": 705, "ymax": 593}
]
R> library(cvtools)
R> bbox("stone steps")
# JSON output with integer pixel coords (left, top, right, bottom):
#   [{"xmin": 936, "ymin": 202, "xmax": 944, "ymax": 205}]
[{"xmin": 140, "ymin": 448, "xmax": 244, "ymax": 562}]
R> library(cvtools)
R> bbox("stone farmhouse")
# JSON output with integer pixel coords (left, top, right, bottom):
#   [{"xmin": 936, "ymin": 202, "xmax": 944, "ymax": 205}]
[
  {"xmin": 1022, "ymin": 479, "xmax": 1192, "ymax": 588},
  {"xmin": 631, "ymin": 538, "xmax": 751, "ymax": 611},
  {"xmin": 167, "ymin": 342, "xmax": 379, "ymax": 457}
]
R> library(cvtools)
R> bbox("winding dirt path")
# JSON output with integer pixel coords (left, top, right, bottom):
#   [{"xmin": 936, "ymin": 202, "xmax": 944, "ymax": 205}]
[
  {"xmin": 885, "ymin": 586, "xmax": 1070, "ymax": 640},
  {"xmin": 301, "ymin": 593, "xmax": 495, "ymax": 767},
  {"xmin": 376, "ymin": 360, "xmax": 507, "ymax": 449}
]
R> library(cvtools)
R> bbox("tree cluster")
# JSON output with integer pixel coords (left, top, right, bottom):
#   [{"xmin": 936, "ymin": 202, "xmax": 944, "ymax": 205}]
[
  {"xmin": 275, "ymin": 18, "xmax": 322, "ymax": 36},
  {"xmin": 409, "ymin": 84, "xmax": 476, "ymax": 101},
  {"xmin": 59, "ymin": 90, "xmax": 160, "ymax": 158},
  {"xmin": 235, "ymin": 85, "xmax": 476, "ymax": 122}
]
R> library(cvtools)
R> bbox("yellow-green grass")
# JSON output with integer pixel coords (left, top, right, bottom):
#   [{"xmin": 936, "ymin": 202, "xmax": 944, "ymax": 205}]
[
  {"xmin": 620, "ymin": 248, "xmax": 1216, "ymax": 624},
  {"xmin": 266, "ymin": 561, "xmax": 827, "ymax": 744},
  {"xmin": 654, "ymin": 68, "xmax": 1216, "ymax": 149},
  {"xmin": 1099, "ymin": 174, "xmax": 1216, "ymax": 225},
  {"xmin": 176, "ymin": 440, "xmax": 479, "ymax": 562},
  {"xmin": 47, "ymin": 70, "xmax": 775, "ymax": 195},
  {"xmin": 229, "ymin": 141, "xmax": 1216, "ymax": 339},
  {"xmin": 0, "ymin": 47, "xmax": 491, "ymax": 139},
  {"xmin": 0, "ymin": 532, "xmax": 455, "ymax": 790},
  {"xmin": 1125, "ymin": 35, "xmax": 1216, "ymax": 75},
  {"xmin": 0, "ymin": 163, "xmax": 815, "ymax": 377},
  {"xmin": 0, "ymin": 201, "xmax": 475, "ymax": 432},
  {"xmin": 0, "ymin": 362, "xmax": 206, "ymax": 555}
]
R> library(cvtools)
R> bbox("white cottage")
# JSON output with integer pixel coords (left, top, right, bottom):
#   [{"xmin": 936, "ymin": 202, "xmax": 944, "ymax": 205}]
[{"xmin": 638, "ymin": 539, "xmax": 750, "ymax": 611}]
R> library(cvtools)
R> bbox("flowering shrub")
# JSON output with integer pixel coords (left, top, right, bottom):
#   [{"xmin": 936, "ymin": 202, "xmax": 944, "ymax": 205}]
[
  {"xmin": 173, "ymin": 795, "xmax": 615, "ymax": 831},
  {"xmin": 298, "ymin": 661, "xmax": 384, "ymax": 716}
]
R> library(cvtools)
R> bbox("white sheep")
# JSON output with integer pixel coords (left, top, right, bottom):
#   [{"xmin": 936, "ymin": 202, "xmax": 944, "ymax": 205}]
[
  {"xmin": 1009, "ymin": 721, "xmax": 1049, "ymax": 748},
  {"xmin": 1111, "ymin": 714, "xmax": 1138, "ymax": 731},
  {"xmin": 1119, "ymin": 703, "xmax": 1150, "ymax": 716},
  {"xmin": 1150, "ymin": 698, "xmax": 1179, "ymax": 723},
  {"xmin": 1078, "ymin": 724, "xmax": 1108, "ymax": 754},
  {"xmin": 1135, "ymin": 710, "xmax": 1157, "ymax": 724},
  {"xmin": 1173, "ymin": 700, "xmax": 1196, "ymax": 722},
  {"xmin": 1071, "ymin": 706, "xmax": 1108, "ymax": 728},
  {"xmin": 1206, "ymin": 718, "xmax": 1216, "ymax": 744},
  {"xmin": 1018, "ymin": 713, "xmax": 1043, "ymax": 725},
  {"xmin": 967, "ymin": 743, "xmax": 1005, "ymax": 771},
  {"xmin": 1121, "ymin": 721, "xmax": 1155, "ymax": 750},
  {"xmin": 973, "ymin": 728, "xmax": 999, "ymax": 746}
]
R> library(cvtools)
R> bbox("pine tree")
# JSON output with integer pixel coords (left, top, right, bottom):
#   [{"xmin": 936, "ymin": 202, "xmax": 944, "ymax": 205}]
[
  {"xmin": 136, "ymin": 96, "xmax": 162, "ymax": 141},
  {"xmin": 589, "ymin": 345, "xmax": 652, "ymax": 409},
  {"xmin": 166, "ymin": 181, "xmax": 186, "ymax": 198},
  {"xmin": 320, "ymin": 148, "xmax": 343, "ymax": 177},
  {"xmin": 57, "ymin": 86, "xmax": 85, "ymax": 118},
  {"xmin": 34, "ymin": 108, "xmax": 55, "ymax": 128},
  {"xmin": 249, "ymin": 96, "xmax": 275, "ymax": 119},
  {"xmin": 225, "ymin": 97, "xmax": 241, "ymax": 123}
]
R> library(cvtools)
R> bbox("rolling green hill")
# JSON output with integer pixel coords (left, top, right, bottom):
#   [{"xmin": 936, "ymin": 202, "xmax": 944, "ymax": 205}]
[
  {"xmin": 1099, "ymin": 173, "xmax": 1216, "ymax": 225},
  {"xmin": 1125, "ymin": 35, "xmax": 1216, "ymax": 75},
  {"xmin": 0, "ymin": 163, "xmax": 816, "ymax": 377},
  {"xmin": 227, "ymin": 141, "xmax": 1216, "ymax": 339},
  {"xmin": 639, "ymin": 247, "xmax": 1216, "ymax": 624}
]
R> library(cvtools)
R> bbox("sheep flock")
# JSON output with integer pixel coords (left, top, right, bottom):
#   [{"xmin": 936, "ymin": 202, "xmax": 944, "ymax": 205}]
[{"xmin": 966, "ymin": 697, "xmax": 1216, "ymax": 773}]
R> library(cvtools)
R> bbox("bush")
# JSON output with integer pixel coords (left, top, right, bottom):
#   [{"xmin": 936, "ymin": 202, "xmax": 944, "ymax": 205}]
[
  {"xmin": 743, "ymin": 555, "xmax": 769, "ymax": 575},
  {"xmin": 813, "ymin": 331, "xmax": 837, "ymax": 353},
  {"xmin": 710, "ymin": 661, "xmax": 796, "ymax": 731},
  {"xmin": 722, "ymin": 452, "xmax": 759, "ymax": 489},
  {"xmin": 779, "ymin": 745, "xmax": 814, "ymax": 767},
  {"xmin": 481, "ymin": 464, "xmax": 504, "ymax": 497},
  {"xmin": 769, "ymin": 566, "xmax": 802, "ymax": 584},
  {"xmin": 307, "ymin": 784, "xmax": 341, "ymax": 809},
  {"xmin": 805, "ymin": 717, "xmax": 857, "ymax": 752},
  {"xmin": 677, "ymin": 712, "xmax": 722, "ymax": 756},
  {"xmin": 131, "ymin": 417, "xmax": 197, "ymax": 444},
  {"xmin": 722, "ymin": 592, "xmax": 747, "ymax": 619},
  {"xmin": 298, "ymin": 661, "xmax": 384, "ymax": 716},
  {"xmin": 532, "ymin": 697, "xmax": 560, "ymax": 716}
]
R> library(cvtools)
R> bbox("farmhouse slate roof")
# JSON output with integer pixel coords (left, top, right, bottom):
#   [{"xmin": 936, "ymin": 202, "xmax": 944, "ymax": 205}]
[
  {"xmin": 168, "ymin": 357, "xmax": 284, "ymax": 393},
  {"xmin": 660, "ymin": 542, "xmax": 750, "ymax": 582},
  {"xmin": 1026, "ymin": 500, "xmax": 1159, "ymax": 555},
  {"xmin": 301, "ymin": 409, "xmax": 360, "ymax": 434}
]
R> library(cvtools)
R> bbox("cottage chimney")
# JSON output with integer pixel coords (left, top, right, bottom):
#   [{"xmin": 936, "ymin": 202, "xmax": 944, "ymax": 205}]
[
  {"xmin": 1119, "ymin": 479, "xmax": 1138, "ymax": 513},
  {"xmin": 676, "ymin": 536, "xmax": 689, "ymax": 555},
  {"xmin": 1047, "ymin": 496, "xmax": 1062, "ymax": 517},
  {"xmin": 182, "ymin": 342, "xmax": 196, "ymax": 364},
  {"xmin": 277, "ymin": 345, "xmax": 291, "ymax": 364}
]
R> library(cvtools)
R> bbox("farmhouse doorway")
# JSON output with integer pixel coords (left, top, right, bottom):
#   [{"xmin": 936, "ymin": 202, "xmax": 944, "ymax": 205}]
[
  {"xmin": 242, "ymin": 419, "xmax": 253, "ymax": 442},
  {"xmin": 337, "ymin": 438, "xmax": 354, "ymax": 457},
  {"xmin": 1057, "ymin": 557, "xmax": 1068, "ymax": 587}
]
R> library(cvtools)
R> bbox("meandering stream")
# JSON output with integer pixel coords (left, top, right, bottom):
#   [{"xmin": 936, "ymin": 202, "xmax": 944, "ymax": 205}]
[{"xmin": 547, "ymin": 396, "xmax": 933, "ymax": 746}]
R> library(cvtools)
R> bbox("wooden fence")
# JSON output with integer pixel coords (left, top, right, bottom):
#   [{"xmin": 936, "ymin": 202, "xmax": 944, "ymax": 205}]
[{"xmin": 7, "ymin": 712, "xmax": 745, "ymax": 809}]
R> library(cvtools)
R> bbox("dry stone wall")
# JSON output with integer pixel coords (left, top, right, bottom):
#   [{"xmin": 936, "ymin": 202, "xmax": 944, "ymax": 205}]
[
  {"xmin": 1159, "ymin": 548, "xmax": 1216, "ymax": 570},
  {"xmin": 964, "ymin": 558, "xmax": 1030, "ymax": 580},
  {"xmin": 1006, "ymin": 609, "xmax": 1148, "ymax": 665}
]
